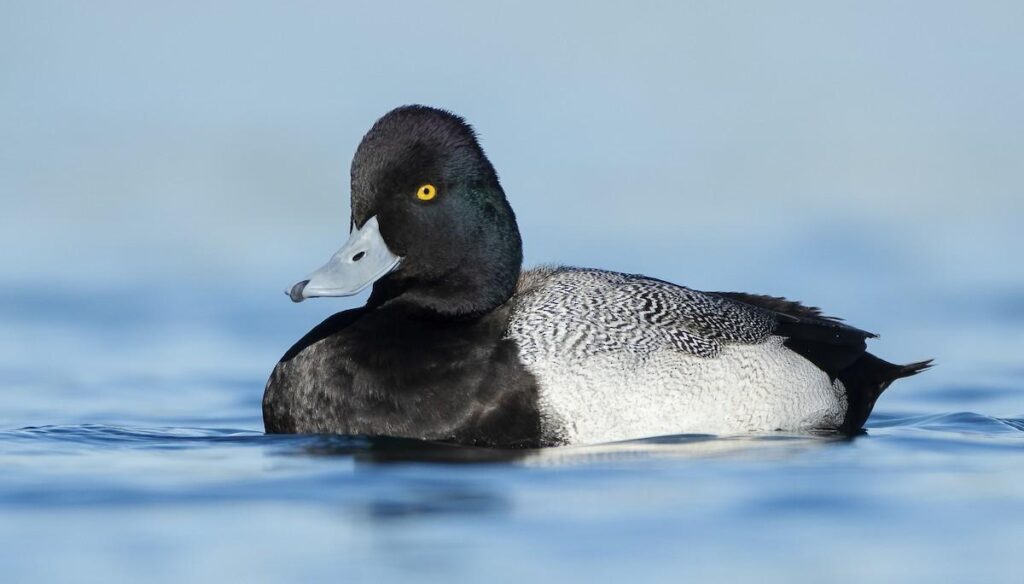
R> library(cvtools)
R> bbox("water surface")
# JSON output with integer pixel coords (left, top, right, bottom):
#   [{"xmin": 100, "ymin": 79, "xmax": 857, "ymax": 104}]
[{"xmin": 1, "ymin": 278, "xmax": 1022, "ymax": 583}]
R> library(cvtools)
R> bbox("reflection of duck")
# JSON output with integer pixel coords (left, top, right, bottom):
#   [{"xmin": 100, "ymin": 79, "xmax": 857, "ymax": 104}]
[
  {"xmin": 263, "ymin": 105, "xmax": 931, "ymax": 447},
  {"xmin": 292, "ymin": 434, "xmax": 845, "ymax": 466}
]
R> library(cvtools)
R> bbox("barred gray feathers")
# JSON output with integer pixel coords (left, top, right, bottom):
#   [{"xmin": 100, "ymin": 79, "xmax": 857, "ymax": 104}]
[{"xmin": 509, "ymin": 267, "xmax": 777, "ymax": 360}]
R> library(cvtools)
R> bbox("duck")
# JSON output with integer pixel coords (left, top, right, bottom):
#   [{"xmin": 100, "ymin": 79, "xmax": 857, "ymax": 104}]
[{"xmin": 263, "ymin": 105, "xmax": 930, "ymax": 447}]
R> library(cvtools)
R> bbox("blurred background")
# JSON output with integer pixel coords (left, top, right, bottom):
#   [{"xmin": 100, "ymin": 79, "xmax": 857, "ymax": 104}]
[
  {"xmin": 1, "ymin": 2, "xmax": 1022, "ymax": 582},
  {"xmin": 3, "ymin": 2, "xmax": 1022, "ymax": 385}
]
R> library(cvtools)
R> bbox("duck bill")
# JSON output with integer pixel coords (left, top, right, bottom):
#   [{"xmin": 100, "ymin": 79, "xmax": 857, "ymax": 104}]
[{"xmin": 287, "ymin": 216, "xmax": 402, "ymax": 302}]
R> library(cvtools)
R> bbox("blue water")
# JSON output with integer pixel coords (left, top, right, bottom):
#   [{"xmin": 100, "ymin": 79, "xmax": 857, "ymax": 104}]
[{"xmin": 2, "ymin": 272, "xmax": 1022, "ymax": 583}]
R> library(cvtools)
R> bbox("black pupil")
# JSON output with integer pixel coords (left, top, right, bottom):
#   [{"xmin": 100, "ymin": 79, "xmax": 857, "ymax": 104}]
[{"xmin": 352, "ymin": 252, "xmax": 365, "ymax": 262}]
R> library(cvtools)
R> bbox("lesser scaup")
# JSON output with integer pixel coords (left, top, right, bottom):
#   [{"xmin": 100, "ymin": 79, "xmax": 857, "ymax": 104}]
[{"xmin": 263, "ymin": 105, "xmax": 930, "ymax": 447}]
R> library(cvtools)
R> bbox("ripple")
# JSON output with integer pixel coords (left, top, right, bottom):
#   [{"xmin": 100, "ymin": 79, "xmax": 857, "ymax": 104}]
[
  {"xmin": 868, "ymin": 412, "xmax": 1024, "ymax": 434},
  {"xmin": 2, "ymin": 414, "xmax": 1021, "ymax": 470},
  {"xmin": 2, "ymin": 424, "xmax": 263, "ymax": 445}
]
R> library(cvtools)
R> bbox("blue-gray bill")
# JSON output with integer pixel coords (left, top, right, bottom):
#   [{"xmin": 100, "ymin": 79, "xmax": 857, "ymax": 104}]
[{"xmin": 286, "ymin": 215, "xmax": 402, "ymax": 303}]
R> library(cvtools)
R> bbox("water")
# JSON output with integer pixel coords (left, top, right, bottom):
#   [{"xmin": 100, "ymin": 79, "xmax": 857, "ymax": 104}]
[
  {"xmin": 1, "ymin": 269, "xmax": 1022, "ymax": 583},
  {"xmin": 4, "ymin": 423, "xmax": 1023, "ymax": 583}
]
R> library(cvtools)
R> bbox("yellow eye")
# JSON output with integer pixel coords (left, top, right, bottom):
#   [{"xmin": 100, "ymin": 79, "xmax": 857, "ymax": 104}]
[{"xmin": 416, "ymin": 184, "xmax": 437, "ymax": 201}]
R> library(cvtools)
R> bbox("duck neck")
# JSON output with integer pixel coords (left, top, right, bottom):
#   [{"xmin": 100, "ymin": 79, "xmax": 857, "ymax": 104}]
[{"xmin": 368, "ymin": 216, "xmax": 523, "ymax": 321}]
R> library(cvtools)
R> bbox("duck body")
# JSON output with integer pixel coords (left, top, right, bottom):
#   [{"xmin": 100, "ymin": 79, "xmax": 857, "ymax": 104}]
[
  {"xmin": 263, "ymin": 105, "xmax": 929, "ymax": 447},
  {"xmin": 507, "ymin": 266, "xmax": 929, "ymax": 444}
]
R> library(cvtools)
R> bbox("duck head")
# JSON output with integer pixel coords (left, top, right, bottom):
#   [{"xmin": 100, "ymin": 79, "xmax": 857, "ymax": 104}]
[{"xmin": 288, "ymin": 105, "xmax": 523, "ymax": 318}]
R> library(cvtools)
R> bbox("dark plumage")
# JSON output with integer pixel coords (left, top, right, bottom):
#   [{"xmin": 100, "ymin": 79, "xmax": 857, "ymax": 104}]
[{"xmin": 264, "ymin": 303, "xmax": 542, "ymax": 447}]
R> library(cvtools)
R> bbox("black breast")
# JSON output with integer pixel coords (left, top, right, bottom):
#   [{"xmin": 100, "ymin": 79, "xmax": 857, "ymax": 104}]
[{"xmin": 262, "ymin": 303, "xmax": 544, "ymax": 448}]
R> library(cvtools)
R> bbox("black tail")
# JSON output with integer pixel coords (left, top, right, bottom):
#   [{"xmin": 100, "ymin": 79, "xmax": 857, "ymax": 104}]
[{"xmin": 838, "ymin": 354, "xmax": 933, "ymax": 434}]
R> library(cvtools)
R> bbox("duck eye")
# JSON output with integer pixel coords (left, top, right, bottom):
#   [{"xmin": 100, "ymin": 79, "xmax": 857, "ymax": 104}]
[{"xmin": 416, "ymin": 184, "xmax": 437, "ymax": 201}]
